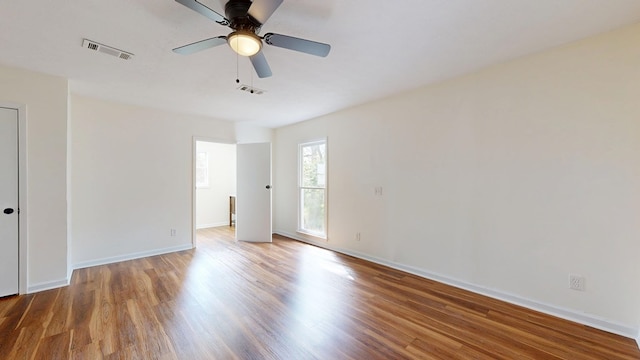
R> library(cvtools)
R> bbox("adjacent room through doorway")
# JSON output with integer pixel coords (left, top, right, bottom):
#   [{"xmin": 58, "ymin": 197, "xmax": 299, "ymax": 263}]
[{"xmin": 194, "ymin": 140, "xmax": 237, "ymax": 243}]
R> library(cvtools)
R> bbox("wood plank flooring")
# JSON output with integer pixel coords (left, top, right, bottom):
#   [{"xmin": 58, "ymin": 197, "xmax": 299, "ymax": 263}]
[{"xmin": 1, "ymin": 226, "xmax": 639, "ymax": 359}]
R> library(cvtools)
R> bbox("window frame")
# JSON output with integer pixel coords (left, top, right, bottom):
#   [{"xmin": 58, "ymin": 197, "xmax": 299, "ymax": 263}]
[{"xmin": 297, "ymin": 138, "xmax": 328, "ymax": 239}]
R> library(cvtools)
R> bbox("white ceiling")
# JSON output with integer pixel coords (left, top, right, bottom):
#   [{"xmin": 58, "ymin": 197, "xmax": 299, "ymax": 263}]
[{"xmin": 2, "ymin": 1, "xmax": 640, "ymax": 128}]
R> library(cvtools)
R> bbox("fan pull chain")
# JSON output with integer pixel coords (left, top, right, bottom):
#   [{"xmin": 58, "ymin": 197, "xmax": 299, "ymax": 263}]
[
  {"xmin": 250, "ymin": 67, "xmax": 254, "ymax": 94},
  {"xmin": 235, "ymin": 50, "xmax": 240, "ymax": 84}
]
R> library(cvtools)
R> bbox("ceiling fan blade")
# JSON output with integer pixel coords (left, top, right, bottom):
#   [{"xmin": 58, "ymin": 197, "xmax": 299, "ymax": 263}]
[
  {"xmin": 175, "ymin": 0, "xmax": 229, "ymax": 25},
  {"xmin": 173, "ymin": 36, "xmax": 228, "ymax": 55},
  {"xmin": 248, "ymin": 0, "xmax": 283, "ymax": 25},
  {"xmin": 249, "ymin": 51, "xmax": 272, "ymax": 78},
  {"xmin": 263, "ymin": 33, "xmax": 331, "ymax": 57}
]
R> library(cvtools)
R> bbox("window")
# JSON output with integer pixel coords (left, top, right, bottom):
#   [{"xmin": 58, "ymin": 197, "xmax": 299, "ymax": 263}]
[
  {"xmin": 195, "ymin": 151, "xmax": 209, "ymax": 188},
  {"xmin": 299, "ymin": 140, "xmax": 327, "ymax": 238}
]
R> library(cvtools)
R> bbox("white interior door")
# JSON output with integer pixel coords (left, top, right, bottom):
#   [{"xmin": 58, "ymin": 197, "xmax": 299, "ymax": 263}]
[
  {"xmin": 0, "ymin": 107, "xmax": 19, "ymax": 297},
  {"xmin": 236, "ymin": 142, "xmax": 272, "ymax": 242}
]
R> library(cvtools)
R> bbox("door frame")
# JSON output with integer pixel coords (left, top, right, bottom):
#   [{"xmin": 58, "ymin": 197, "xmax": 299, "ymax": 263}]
[
  {"xmin": 191, "ymin": 136, "xmax": 236, "ymax": 248},
  {"xmin": 1, "ymin": 102, "xmax": 28, "ymax": 294}
]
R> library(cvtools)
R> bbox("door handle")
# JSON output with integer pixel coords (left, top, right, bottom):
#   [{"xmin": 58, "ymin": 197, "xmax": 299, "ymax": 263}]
[
  {"xmin": 265, "ymin": 185, "xmax": 272, "ymax": 189},
  {"xmin": 3, "ymin": 208, "xmax": 14, "ymax": 215}
]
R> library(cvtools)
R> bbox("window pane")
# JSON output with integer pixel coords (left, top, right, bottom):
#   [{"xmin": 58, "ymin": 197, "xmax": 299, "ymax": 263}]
[
  {"xmin": 301, "ymin": 188, "xmax": 325, "ymax": 235},
  {"xmin": 301, "ymin": 143, "xmax": 326, "ymax": 188},
  {"xmin": 196, "ymin": 152, "xmax": 209, "ymax": 188}
]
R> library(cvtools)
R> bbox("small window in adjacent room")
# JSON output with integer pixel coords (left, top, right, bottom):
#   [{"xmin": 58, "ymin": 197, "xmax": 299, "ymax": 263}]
[
  {"xmin": 195, "ymin": 151, "xmax": 209, "ymax": 188},
  {"xmin": 298, "ymin": 139, "xmax": 327, "ymax": 238}
]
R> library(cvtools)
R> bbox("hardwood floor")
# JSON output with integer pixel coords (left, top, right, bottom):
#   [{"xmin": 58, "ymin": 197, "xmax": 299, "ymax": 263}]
[{"xmin": 1, "ymin": 227, "xmax": 638, "ymax": 359}]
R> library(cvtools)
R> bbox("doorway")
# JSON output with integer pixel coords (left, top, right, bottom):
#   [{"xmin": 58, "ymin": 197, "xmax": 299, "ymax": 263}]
[{"xmin": 193, "ymin": 140, "xmax": 237, "ymax": 246}]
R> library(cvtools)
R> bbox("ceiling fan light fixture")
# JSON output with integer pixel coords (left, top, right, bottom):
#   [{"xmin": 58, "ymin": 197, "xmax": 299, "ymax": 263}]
[{"xmin": 228, "ymin": 31, "xmax": 262, "ymax": 56}]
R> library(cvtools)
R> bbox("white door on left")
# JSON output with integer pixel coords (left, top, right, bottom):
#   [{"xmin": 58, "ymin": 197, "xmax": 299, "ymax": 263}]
[{"xmin": 0, "ymin": 107, "xmax": 19, "ymax": 297}]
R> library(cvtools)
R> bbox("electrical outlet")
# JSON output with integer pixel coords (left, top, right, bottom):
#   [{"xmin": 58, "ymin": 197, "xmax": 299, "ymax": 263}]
[
  {"xmin": 569, "ymin": 274, "xmax": 585, "ymax": 291},
  {"xmin": 170, "ymin": 229, "xmax": 176, "ymax": 237},
  {"xmin": 355, "ymin": 232, "xmax": 361, "ymax": 241}
]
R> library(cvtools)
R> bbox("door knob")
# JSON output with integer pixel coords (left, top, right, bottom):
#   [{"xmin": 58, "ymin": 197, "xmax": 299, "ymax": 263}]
[
  {"xmin": 265, "ymin": 185, "xmax": 272, "ymax": 189},
  {"xmin": 3, "ymin": 208, "xmax": 14, "ymax": 214}
]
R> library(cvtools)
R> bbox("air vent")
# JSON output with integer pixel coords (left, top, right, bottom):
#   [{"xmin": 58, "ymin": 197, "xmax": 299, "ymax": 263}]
[
  {"xmin": 237, "ymin": 85, "xmax": 265, "ymax": 95},
  {"xmin": 82, "ymin": 39, "xmax": 134, "ymax": 60}
]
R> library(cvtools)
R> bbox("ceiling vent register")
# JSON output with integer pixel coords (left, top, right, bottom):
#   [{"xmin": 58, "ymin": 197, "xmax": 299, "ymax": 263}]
[
  {"xmin": 82, "ymin": 39, "xmax": 134, "ymax": 60},
  {"xmin": 237, "ymin": 85, "xmax": 265, "ymax": 95}
]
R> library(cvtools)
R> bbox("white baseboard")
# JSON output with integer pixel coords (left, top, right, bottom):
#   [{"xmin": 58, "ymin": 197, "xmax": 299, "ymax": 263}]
[
  {"xmin": 274, "ymin": 229, "xmax": 639, "ymax": 340},
  {"xmin": 27, "ymin": 278, "xmax": 70, "ymax": 294},
  {"xmin": 196, "ymin": 221, "xmax": 229, "ymax": 229},
  {"xmin": 73, "ymin": 243, "xmax": 194, "ymax": 270}
]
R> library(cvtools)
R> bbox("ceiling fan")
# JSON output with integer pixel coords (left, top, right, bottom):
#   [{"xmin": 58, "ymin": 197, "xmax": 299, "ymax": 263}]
[{"xmin": 172, "ymin": 0, "xmax": 331, "ymax": 78}]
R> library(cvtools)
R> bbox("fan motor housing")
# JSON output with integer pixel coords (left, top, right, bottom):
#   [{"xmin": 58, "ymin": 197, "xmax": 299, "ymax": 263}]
[{"xmin": 225, "ymin": 0, "xmax": 257, "ymax": 29}]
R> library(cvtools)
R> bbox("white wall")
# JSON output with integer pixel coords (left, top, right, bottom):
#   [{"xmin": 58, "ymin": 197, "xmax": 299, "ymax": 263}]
[
  {"xmin": 195, "ymin": 141, "xmax": 236, "ymax": 228},
  {"xmin": 274, "ymin": 23, "xmax": 640, "ymax": 336},
  {"xmin": 235, "ymin": 122, "xmax": 275, "ymax": 144},
  {"xmin": 0, "ymin": 64, "xmax": 69, "ymax": 291},
  {"xmin": 70, "ymin": 95, "xmax": 270, "ymax": 267}
]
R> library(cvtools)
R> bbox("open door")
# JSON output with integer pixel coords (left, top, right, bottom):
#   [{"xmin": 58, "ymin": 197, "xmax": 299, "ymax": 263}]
[
  {"xmin": 236, "ymin": 142, "xmax": 272, "ymax": 242},
  {"xmin": 0, "ymin": 107, "xmax": 19, "ymax": 297}
]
